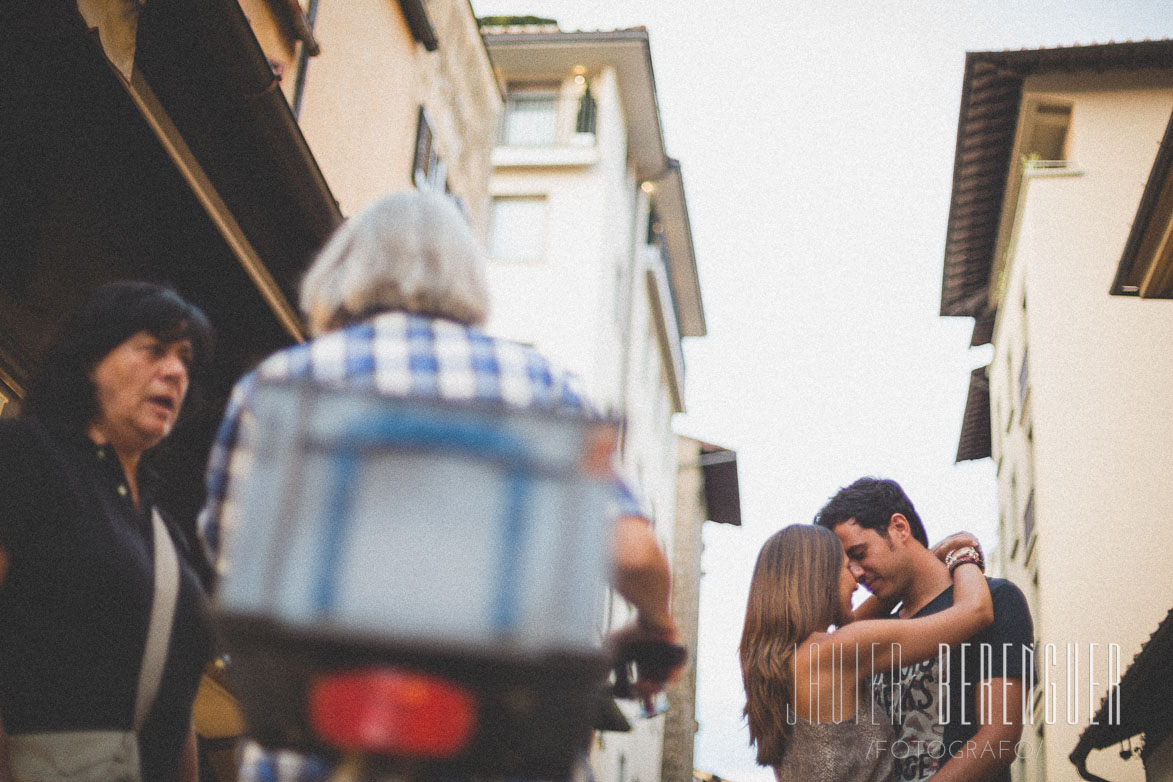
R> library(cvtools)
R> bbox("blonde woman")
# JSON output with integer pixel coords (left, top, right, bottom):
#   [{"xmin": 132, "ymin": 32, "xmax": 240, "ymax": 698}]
[{"xmin": 740, "ymin": 524, "xmax": 992, "ymax": 782}]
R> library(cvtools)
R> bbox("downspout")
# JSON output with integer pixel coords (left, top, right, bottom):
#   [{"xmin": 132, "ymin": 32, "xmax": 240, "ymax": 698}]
[{"xmin": 291, "ymin": 0, "xmax": 320, "ymax": 118}]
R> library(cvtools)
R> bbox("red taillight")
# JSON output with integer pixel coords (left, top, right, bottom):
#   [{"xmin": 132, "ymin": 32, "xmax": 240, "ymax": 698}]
[{"xmin": 309, "ymin": 668, "xmax": 478, "ymax": 757}]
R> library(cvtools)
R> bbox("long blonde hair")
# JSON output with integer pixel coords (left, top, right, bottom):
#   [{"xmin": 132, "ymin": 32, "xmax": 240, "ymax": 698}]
[{"xmin": 739, "ymin": 524, "xmax": 843, "ymax": 766}]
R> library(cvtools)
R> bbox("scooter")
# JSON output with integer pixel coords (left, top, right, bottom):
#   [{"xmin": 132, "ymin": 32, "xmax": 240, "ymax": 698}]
[{"xmin": 212, "ymin": 378, "xmax": 684, "ymax": 780}]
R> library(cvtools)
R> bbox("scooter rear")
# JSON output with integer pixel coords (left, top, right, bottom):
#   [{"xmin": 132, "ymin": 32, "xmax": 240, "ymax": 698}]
[{"xmin": 214, "ymin": 379, "xmax": 620, "ymax": 778}]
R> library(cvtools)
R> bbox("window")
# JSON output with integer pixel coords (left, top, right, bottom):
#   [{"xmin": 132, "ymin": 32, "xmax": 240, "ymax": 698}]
[
  {"xmin": 1018, "ymin": 346, "xmax": 1029, "ymax": 409},
  {"xmin": 1022, "ymin": 489, "xmax": 1036, "ymax": 550},
  {"xmin": 412, "ymin": 107, "xmax": 447, "ymax": 192},
  {"xmin": 489, "ymin": 196, "xmax": 546, "ymax": 261},
  {"xmin": 500, "ymin": 84, "xmax": 559, "ymax": 146},
  {"xmin": 1009, "ymin": 471, "xmax": 1020, "ymax": 560},
  {"xmin": 1022, "ymin": 102, "xmax": 1072, "ymax": 163}
]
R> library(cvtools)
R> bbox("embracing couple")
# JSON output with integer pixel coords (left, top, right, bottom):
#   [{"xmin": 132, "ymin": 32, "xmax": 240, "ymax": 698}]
[{"xmin": 740, "ymin": 478, "xmax": 1034, "ymax": 782}]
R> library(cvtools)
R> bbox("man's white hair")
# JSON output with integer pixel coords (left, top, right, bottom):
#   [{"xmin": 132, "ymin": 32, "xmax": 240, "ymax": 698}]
[{"xmin": 299, "ymin": 189, "xmax": 489, "ymax": 335}]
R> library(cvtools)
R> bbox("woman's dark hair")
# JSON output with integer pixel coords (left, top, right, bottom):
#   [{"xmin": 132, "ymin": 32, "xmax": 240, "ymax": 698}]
[{"xmin": 24, "ymin": 281, "xmax": 213, "ymax": 435}]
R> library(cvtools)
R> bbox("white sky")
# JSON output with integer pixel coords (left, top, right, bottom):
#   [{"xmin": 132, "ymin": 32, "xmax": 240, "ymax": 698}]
[{"xmin": 468, "ymin": 3, "xmax": 1173, "ymax": 781}]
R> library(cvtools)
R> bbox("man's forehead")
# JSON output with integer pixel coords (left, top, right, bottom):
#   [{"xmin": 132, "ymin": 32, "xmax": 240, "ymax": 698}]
[{"xmin": 833, "ymin": 519, "xmax": 878, "ymax": 546}]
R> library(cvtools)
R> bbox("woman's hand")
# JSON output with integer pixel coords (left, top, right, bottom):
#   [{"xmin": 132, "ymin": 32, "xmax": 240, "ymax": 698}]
[{"xmin": 931, "ymin": 531, "xmax": 983, "ymax": 565}]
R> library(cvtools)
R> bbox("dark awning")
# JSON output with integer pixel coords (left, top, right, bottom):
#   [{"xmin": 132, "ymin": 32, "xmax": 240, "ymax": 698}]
[
  {"xmin": 955, "ymin": 366, "xmax": 991, "ymax": 463},
  {"xmin": 136, "ymin": 0, "xmax": 343, "ymax": 300},
  {"xmin": 699, "ymin": 444, "xmax": 741, "ymax": 526}
]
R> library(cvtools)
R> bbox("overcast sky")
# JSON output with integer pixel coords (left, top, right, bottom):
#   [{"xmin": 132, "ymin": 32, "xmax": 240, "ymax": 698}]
[{"xmin": 468, "ymin": 3, "xmax": 1173, "ymax": 781}]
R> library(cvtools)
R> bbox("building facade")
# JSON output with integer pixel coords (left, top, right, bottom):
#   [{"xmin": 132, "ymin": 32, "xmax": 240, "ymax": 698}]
[
  {"xmin": 663, "ymin": 439, "xmax": 740, "ymax": 782},
  {"xmin": 944, "ymin": 41, "xmax": 1173, "ymax": 782},
  {"xmin": 239, "ymin": 0, "xmax": 501, "ymax": 230},
  {"xmin": 481, "ymin": 24, "xmax": 707, "ymax": 782}
]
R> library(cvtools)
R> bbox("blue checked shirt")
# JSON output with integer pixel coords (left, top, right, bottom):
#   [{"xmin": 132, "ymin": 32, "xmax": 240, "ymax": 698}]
[{"xmin": 198, "ymin": 311, "xmax": 643, "ymax": 782}]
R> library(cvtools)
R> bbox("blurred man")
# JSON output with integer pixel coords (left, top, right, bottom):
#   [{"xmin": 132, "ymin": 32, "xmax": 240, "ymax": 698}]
[{"xmin": 199, "ymin": 190, "xmax": 680, "ymax": 781}]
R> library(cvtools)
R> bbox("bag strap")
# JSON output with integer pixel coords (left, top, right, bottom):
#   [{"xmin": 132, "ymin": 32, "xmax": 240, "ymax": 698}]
[{"xmin": 134, "ymin": 507, "xmax": 181, "ymax": 731}]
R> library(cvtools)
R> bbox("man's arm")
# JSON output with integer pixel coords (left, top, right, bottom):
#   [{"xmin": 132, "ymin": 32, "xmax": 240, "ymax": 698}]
[
  {"xmin": 607, "ymin": 515, "xmax": 681, "ymax": 697},
  {"xmin": 929, "ymin": 678, "xmax": 1024, "ymax": 782},
  {"xmin": 933, "ymin": 578, "xmax": 1033, "ymax": 782},
  {"xmin": 610, "ymin": 515, "xmax": 675, "ymax": 638}
]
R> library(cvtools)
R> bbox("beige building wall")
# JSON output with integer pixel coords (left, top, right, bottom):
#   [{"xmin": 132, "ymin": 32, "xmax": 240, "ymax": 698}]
[
  {"xmin": 988, "ymin": 73, "xmax": 1173, "ymax": 782},
  {"xmin": 296, "ymin": 0, "xmax": 420, "ymax": 215},
  {"xmin": 237, "ymin": 0, "xmax": 298, "ymax": 80},
  {"xmin": 241, "ymin": 0, "xmax": 500, "ymax": 233},
  {"xmin": 416, "ymin": 0, "xmax": 501, "ymax": 235}
]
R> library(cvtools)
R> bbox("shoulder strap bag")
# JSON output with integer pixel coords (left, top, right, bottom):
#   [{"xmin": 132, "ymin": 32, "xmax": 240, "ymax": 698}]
[{"xmin": 8, "ymin": 508, "xmax": 180, "ymax": 782}]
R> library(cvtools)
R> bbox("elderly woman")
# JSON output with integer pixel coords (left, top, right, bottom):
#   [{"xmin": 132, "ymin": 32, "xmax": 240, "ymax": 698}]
[
  {"xmin": 199, "ymin": 189, "xmax": 679, "ymax": 782},
  {"xmin": 0, "ymin": 281, "xmax": 214, "ymax": 782}
]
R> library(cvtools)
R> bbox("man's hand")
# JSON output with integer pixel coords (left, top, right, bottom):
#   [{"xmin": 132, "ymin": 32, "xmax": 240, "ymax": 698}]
[
  {"xmin": 606, "ymin": 619, "xmax": 684, "ymax": 703},
  {"xmin": 608, "ymin": 515, "xmax": 682, "ymax": 700}
]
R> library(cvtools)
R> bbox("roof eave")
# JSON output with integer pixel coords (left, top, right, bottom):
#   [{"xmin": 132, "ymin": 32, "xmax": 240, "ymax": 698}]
[
  {"xmin": 1110, "ymin": 108, "xmax": 1173, "ymax": 297},
  {"xmin": 483, "ymin": 29, "xmax": 668, "ymax": 178},
  {"xmin": 655, "ymin": 160, "xmax": 706, "ymax": 338},
  {"xmin": 941, "ymin": 40, "xmax": 1173, "ymax": 319}
]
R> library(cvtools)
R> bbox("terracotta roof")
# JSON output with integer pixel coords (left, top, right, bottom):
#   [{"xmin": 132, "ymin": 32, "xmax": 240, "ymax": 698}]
[
  {"xmin": 1071, "ymin": 605, "xmax": 1173, "ymax": 765},
  {"xmin": 955, "ymin": 366, "xmax": 991, "ymax": 463},
  {"xmin": 1111, "ymin": 107, "xmax": 1173, "ymax": 297},
  {"xmin": 942, "ymin": 40, "xmax": 1173, "ymax": 320}
]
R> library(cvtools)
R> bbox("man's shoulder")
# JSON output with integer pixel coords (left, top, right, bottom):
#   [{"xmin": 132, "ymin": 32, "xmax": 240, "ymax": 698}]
[{"xmin": 986, "ymin": 576, "xmax": 1030, "ymax": 608}]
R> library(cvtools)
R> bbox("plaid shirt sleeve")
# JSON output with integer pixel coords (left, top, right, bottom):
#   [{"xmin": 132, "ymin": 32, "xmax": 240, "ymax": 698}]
[
  {"xmin": 546, "ymin": 360, "xmax": 645, "ymax": 521},
  {"xmin": 197, "ymin": 371, "xmax": 257, "ymax": 565}
]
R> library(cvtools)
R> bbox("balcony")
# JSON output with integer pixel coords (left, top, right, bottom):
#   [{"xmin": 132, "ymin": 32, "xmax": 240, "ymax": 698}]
[{"xmin": 492, "ymin": 90, "xmax": 600, "ymax": 168}]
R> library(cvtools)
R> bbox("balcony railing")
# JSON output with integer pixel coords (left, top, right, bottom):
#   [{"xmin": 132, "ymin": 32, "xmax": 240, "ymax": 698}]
[{"xmin": 498, "ymin": 90, "xmax": 597, "ymax": 147}]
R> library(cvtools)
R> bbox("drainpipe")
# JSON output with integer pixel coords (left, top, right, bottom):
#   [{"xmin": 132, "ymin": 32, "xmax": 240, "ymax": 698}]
[{"xmin": 291, "ymin": 0, "xmax": 320, "ymax": 118}]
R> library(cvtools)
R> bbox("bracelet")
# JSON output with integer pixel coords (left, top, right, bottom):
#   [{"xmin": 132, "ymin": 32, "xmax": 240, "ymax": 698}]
[{"xmin": 945, "ymin": 545, "xmax": 985, "ymax": 573}]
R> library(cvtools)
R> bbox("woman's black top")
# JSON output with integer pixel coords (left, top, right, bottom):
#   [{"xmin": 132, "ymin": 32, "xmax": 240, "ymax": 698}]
[{"xmin": 0, "ymin": 417, "xmax": 212, "ymax": 781}]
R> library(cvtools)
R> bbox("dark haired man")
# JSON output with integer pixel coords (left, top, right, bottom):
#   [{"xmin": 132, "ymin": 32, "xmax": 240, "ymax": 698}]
[{"xmin": 814, "ymin": 477, "xmax": 1033, "ymax": 782}]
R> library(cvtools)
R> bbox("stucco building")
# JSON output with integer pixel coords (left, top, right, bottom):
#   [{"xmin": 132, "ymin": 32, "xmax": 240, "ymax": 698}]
[
  {"xmin": 481, "ymin": 24, "xmax": 707, "ymax": 782},
  {"xmin": 239, "ymin": 0, "xmax": 501, "ymax": 230},
  {"xmin": 663, "ymin": 439, "xmax": 740, "ymax": 782},
  {"xmin": 943, "ymin": 40, "xmax": 1173, "ymax": 782}
]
